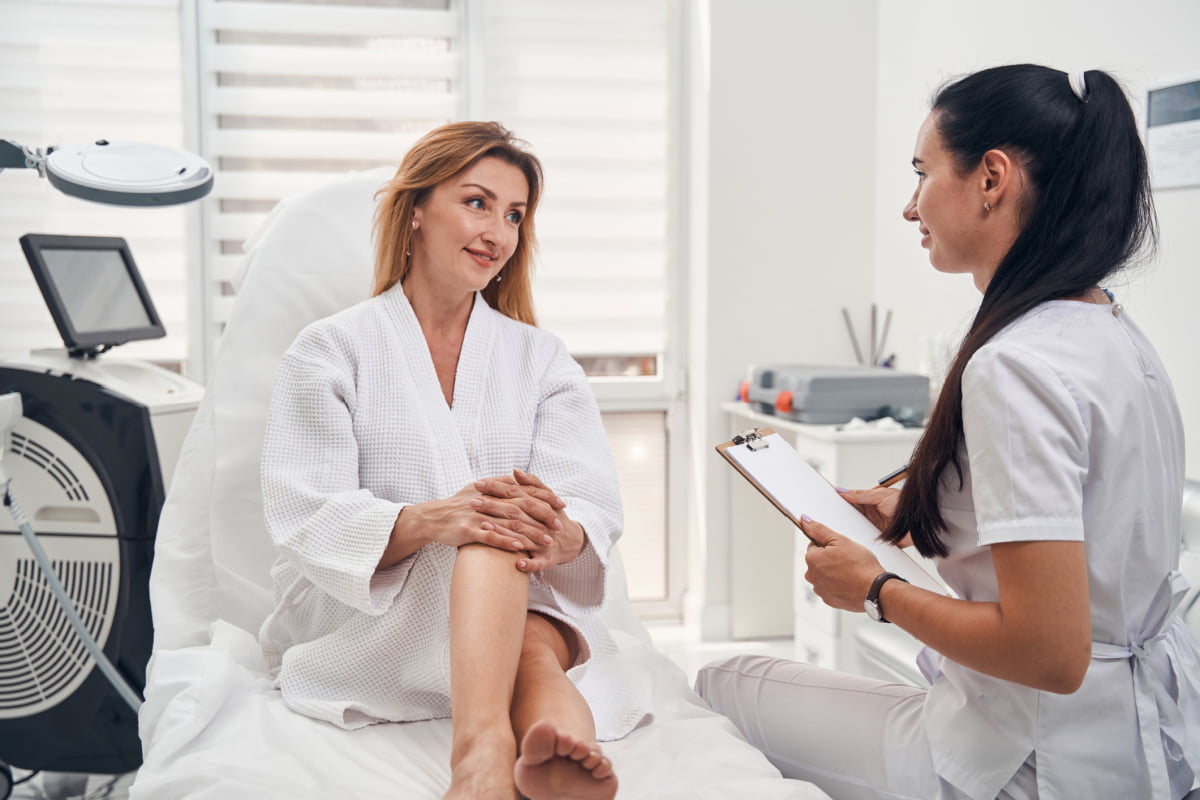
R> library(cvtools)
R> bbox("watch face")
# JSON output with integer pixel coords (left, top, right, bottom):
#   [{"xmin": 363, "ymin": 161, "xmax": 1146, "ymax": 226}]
[{"xmin": 864, "ymin": 600, "xmax": 882, "ymax": 621}]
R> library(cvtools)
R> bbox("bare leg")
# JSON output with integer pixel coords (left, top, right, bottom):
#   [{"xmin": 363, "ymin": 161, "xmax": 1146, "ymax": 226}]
[
  {"xmin": 444, "ymin": 543, "xmax": 528, "ymax": 800},
  {"xmin": 512, "ymin": 614, "xmax": 617, "ymax": 800}
]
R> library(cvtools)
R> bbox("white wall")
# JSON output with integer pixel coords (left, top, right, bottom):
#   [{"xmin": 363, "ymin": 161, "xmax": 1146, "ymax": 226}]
[
  {"xmin": 690, "ymin": 0, "xmax": 878, "ymax": 638},
  {"xmin": 873, "ymin": 0, "xmax": 1200, "ymax": 477}
]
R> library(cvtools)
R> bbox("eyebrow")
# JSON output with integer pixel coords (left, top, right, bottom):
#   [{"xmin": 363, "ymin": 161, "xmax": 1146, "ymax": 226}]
[
  {"xmin": 911, "ymin": 157, "xmax": 924, "ymax": 166},
  {"xmin": 462, "ymin": 182, "xmax": 527, "ymax": 207}
]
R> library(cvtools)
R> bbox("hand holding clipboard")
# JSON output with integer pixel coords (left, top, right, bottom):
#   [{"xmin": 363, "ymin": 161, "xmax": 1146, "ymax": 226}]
[{"xmin": 716, "ymin": 428, "xmax": 945, "ymax": 595}]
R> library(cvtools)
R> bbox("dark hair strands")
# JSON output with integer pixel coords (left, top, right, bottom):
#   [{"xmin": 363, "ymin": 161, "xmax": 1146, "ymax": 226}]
[{"xmin": 882, "ymin": 65, "xmax": 1158, "ymax": 558}]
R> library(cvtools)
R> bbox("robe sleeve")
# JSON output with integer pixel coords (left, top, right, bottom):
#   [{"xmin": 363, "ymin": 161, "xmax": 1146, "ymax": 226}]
[
  {"xmin": 261, "ymin": 325, "xmax": 413, "ymax": 615},
  {"xmin": 962, "ymin": 341, "xmax": 1088, "ymax": 544},
  {"xmin": 528, "ymin": 340, "xmax": 623, "ymax": 609}
]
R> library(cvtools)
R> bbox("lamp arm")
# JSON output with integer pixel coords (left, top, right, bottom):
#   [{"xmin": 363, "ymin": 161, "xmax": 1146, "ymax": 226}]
[{"xmin": 0, "ymin": 139, "xmax": 47, "ymax": 176}]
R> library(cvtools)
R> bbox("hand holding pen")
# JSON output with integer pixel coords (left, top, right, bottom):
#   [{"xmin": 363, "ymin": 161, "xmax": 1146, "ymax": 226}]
[{"xmin": 833, "ymin": 463, "xmax": 906, "ymax": 535}]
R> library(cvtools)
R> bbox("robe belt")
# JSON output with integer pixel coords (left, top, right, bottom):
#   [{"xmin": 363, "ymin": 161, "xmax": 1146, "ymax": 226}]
[{"xmin": 1092, "ymin": 570, "xmax": 1195, "ymax": 800}]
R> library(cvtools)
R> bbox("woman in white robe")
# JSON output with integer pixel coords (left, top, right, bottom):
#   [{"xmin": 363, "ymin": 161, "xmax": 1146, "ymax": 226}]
[{"xmin": 259, "ymin": 122, "xmax": 645, "ymax": 800}]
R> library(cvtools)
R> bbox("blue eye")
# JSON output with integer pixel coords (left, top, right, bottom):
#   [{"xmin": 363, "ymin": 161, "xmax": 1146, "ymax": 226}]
[
  {"xmin": 466, "ymin": 197, "xmax": 485, "ymax": 210},
  {"xmin": 506, "ymin": 211, "xmax": 523, "ymax": 224}
]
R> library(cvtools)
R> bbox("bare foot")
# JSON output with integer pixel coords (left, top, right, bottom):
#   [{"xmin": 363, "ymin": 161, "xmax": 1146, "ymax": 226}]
[
  {"xmin": 513, "ymin": 720, "xmax": 617, "ymax": 800},
  {"xmin": 445, "ymin": 737, "xmax": 519, "ymax": 800}
]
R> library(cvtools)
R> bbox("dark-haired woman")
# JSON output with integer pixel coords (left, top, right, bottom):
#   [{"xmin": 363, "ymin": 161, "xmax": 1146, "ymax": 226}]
[{"xmin": 696, "ymin": 65, "xmax": 1200, "ymax": 799}]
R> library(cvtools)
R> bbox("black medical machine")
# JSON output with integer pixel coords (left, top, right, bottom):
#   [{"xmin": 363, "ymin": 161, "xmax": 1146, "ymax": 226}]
[{"xmin": 0, "ymin": 234, "xmax": 193, "ymax": 794}]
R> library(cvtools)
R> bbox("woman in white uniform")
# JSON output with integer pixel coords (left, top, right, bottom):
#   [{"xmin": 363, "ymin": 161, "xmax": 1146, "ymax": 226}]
[
  {"xmin": 697, "ymin": 65, "xmax": 1200, "ymax": 799},
  {"xmin": 259, "ymin": 122, "xmax": 646, "ymax": 800}
]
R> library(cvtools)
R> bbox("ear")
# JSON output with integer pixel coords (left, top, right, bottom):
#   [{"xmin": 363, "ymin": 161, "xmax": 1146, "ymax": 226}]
[
  {"xmin": 979, "ymin": 148, "xmax": 1019, "ymax": 208},
  {"xmin": 411, "ymin": 206, "xmax": 424, "ymax": 229}
]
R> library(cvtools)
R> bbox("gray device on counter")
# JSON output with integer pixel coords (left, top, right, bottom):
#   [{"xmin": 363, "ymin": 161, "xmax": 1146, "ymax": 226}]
[{"xmin": 746, "ymin": 364, "xmax": 929, "ymax": 425}]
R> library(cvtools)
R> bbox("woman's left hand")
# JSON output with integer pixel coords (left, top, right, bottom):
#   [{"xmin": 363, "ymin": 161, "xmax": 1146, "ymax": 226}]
[
  {"xmin": 801, "ymin": 516, "xmax": 885, "ymax": 613},
  {"xmin": 473, "ymin": 469, "xmax": 586, "ymax": 572}
]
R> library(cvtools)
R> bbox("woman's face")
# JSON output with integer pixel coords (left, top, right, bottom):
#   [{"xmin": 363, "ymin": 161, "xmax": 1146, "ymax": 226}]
[
  {"xmin": 410, "ymin": 156, "xmax": 529, "ymax": 296},
  {"xmin": 902, "ymin": 113, "xmax": 990, "ymax": 282}
]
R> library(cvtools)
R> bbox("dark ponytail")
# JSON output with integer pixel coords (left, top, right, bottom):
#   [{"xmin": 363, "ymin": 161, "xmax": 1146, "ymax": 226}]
[{"xmin": 882, "ymin": 65, "xmax": 1157, "ymax": 558}]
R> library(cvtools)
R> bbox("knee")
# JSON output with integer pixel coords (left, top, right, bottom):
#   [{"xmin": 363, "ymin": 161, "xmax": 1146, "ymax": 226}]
[
  {"xmin": 520, "ymin": 613, "xmax": 576, "ymax": 670},
  {"xmin": 456, "ymin": 541, "xmax": 528, "ymax": 569},
  {"xmin": 695, "ymin": 654, "xmax": 777, "ymax": 709}
]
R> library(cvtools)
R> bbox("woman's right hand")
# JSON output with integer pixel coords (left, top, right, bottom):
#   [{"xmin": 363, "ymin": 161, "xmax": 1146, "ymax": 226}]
[
  {"xmin": 836, "ymin": 486, "xmax": 901, "ymax": 534},
  {"xmin": 379, "ymin": 481, "xmax": 553, "ymax": 568}
]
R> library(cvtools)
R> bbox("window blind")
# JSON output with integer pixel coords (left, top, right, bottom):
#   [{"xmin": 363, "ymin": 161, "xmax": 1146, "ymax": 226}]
[
  {"xmin": 0, "ymin": 0, "xmax": 189, "ymax": 365},
  {"xmin": 480, "ymin": 0, "xmax": 672, "ymax": 371},
  {"xmin": 192, "ymin": 0, "xmax": 459, "ymax": 371}
]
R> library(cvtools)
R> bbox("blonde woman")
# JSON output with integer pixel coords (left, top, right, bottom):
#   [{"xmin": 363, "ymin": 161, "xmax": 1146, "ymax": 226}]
[{"xmin": 259, "ymin": 122, "xmax": 645, "ymax": 800}]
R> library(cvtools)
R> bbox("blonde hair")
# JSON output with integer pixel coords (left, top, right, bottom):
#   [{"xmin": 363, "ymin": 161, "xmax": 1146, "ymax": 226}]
[{"xmin": 372, "ymin": 121, "xmax": 542, "ymax": 326}]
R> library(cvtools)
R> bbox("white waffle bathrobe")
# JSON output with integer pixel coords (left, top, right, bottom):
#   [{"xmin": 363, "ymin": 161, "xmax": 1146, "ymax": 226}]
[{"xmin": 258, "ymin": 285, "xmax": 649, "ymax": 741}]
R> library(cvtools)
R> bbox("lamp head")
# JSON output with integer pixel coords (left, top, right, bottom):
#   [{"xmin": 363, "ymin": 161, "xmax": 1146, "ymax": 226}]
[{"xmin": 2, "ymin": 138, "xmax": 213, "ymax": 207}]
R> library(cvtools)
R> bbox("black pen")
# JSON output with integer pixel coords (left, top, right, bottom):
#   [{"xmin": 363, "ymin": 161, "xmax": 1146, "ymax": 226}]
[{"xmin": 878, "ymin": 464, "xmax": 908, "ymax": 488}]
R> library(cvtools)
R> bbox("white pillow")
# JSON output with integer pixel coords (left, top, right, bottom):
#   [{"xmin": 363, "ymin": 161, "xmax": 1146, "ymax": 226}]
[{"xmin": 151, "ymin": 168, "xmax": 390, "ymax": 647}]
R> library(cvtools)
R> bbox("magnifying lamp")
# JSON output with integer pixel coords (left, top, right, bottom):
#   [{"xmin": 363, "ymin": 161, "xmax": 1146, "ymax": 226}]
[{"xmin": 0, "ymin": 138, "xmax": 213, "ymax": 206}]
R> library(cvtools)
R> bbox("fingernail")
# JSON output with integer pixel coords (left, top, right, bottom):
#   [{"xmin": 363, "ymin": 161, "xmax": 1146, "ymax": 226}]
[
  {"xmin": 511, "ymin": 540, "xmax": 522, "ymax": 549},
  {"xmin": 543, "ymin": 535, "xmax": 553, "ymax": 544},
  {"xmin": 517, "ymin": 559, "xmax": 527, "ymax": 570},
  {"xmin": 470, "ymin": 498, "xmax": 482, "ymax": 507},
  {"xmin": 835, "ymin": 487, "xmax": 847, "ymax": 493},
  {"xmin": 481, "ymin": 522, "xmax": 493, "ymax": 530},
  {"xmin": 552, "ymin": 519, "xmax": 562, "ymax": 530},
  {"xmin": 801, "ymin": 514, "xmax": 813, "ymax": 523},
  {"xmin": 474, "ymin": 481, "xmax": 486, "ymax": 490}
]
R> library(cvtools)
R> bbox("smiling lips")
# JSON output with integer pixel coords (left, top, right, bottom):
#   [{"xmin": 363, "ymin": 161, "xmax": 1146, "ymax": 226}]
[{"xmin": 465, "ymin": 247, "xmax": 498, "ymax": 268}]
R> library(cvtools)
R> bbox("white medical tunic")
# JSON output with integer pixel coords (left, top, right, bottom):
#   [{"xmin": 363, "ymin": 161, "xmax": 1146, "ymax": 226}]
[
  {"xmin": 924, "ymin": 300, "xmax": 1200, "ymax": 799},
  {"xmin": 257, "ymin": 286, "xmax": 649, "ymax": 741}
]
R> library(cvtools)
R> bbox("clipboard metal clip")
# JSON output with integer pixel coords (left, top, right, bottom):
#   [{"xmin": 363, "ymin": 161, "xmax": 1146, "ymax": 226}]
[{"xmin": 732, "ymin": 427, "xmax": 769, "ymax": 451}]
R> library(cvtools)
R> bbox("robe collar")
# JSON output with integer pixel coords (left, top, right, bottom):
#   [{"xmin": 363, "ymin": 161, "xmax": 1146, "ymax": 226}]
[{"xmin": 380, "ymin": 284, "xmax": 497, "ymax": 440}]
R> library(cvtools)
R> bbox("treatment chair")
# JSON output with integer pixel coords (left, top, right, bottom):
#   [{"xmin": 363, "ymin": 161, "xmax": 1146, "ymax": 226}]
[{"xmin": 128, "ymin": 168, "xmax": 826, "ymax": 799}]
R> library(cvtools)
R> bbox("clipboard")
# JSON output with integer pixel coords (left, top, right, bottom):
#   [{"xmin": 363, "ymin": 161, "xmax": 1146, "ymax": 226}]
[{"xmin": 716, "ymin": 427, "xmax": 946, "ymax": 595}]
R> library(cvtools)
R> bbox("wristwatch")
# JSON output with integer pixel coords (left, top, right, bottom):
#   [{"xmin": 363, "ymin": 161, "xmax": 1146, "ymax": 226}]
[{"xmin": 864, "ymin": 572, "xmax": 908, "ymax": 623}]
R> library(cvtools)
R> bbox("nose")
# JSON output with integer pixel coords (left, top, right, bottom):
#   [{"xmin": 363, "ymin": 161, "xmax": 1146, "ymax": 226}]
[
  {"xmin": 902, "ymin": 186, "xmax": 919, "ymax": 222},
  {"xmin": 482, "ymin": 212, "xmax": 516, "ymax": 255}
]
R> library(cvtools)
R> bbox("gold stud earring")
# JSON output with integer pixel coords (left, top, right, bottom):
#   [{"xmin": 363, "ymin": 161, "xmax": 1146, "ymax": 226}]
[{"xmin": 983, "ymin": 202, "xmax": 992, "ymax": 212}]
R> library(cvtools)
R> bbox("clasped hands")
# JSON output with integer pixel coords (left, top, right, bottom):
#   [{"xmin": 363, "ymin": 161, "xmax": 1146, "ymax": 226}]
[
  {"xmin": 801, "ymin": 486, "xmax": 907, "ymax": 612},
  {"xmin": 405, "ymin": 469, "xmax": 584, "ymax": 573}
]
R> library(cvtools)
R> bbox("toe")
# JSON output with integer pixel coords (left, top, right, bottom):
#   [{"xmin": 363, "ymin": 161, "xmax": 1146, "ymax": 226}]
[
  {"xmin": 519, "ymin": 720, "xmax": 558, "ymax": 767},
  {"xmin": 579, "ymin": 749, "xmax": 603, "ymax": 770},
  {"xmin": 554, "ymin": 731, "xmax": 576, "ymax": 758},
  {"xmin": 592, "ymin": 757, "xmax": 614, "ymax": 780}
]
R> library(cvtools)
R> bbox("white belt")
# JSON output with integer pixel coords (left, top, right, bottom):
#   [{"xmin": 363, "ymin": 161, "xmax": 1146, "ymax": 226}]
[{"xmin": 1092, "ymin": 570, "xmax": 1199, "ymax": 799}]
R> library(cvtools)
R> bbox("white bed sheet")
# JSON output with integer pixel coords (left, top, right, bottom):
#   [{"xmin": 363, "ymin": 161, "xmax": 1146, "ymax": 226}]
[
  {"xmin": 132, "ymin": 622, "xmax": 821, "ymax": 799},
  {"xmin": 129, "ymin": 167, "xmax": 829, "ymax": 799}
]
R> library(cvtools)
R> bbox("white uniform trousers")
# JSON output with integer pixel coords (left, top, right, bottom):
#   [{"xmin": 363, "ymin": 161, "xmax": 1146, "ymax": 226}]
[{"xmin": 695, "ymin": 655, "xmax": 1038, "ymax": 800}]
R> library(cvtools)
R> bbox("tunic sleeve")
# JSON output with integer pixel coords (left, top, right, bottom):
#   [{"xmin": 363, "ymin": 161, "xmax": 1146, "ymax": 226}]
[
  {"xmin": 528, "ymin": 341, "xmax": 623, "ymax": 609},
  {"xmin": 261, "ymin": 327, "xmax": 412, "ymax": 615},
  {"xmin": 962, "ymin": 342, "xmax": 1088, "ymax": 545}
]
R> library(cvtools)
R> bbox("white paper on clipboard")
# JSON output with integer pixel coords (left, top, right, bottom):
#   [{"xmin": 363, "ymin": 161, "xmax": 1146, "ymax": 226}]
[{"xmin": 717, "ymin": 429, "xmax": 946, "ymax": 595}]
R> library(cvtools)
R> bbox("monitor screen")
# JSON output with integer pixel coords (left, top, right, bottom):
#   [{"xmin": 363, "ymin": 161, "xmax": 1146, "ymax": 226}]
[{"xmin": 19, "ymin": 233, "xmax": 165, "ymax": 355}]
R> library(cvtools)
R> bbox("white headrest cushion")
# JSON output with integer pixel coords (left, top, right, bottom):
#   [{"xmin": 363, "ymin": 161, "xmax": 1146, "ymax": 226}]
[{"xmin": 206, "ymin": 167, "xmax": 392, "ymax": 632}]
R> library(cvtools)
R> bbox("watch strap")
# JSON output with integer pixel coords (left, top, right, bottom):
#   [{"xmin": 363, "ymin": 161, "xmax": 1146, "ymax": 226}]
[{"xmin": 866, "ymin": 571, "xmax": 908, "ymax": 624}]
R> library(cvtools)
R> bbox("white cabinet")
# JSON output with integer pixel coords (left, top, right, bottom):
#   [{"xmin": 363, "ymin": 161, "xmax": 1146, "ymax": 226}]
[{"xmin": 723, "ymin": 402, "xmax": 930, "ymax": 678}]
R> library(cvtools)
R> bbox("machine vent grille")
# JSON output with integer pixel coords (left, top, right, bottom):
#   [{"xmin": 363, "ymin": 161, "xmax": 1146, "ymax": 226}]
[
  {"xmin": 0, "ymin": 560, "xmax": 116, "ymax": 715},
  {"xmin": 10, "ymin": 433, "xmax": 90, "ymax": 502}
]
